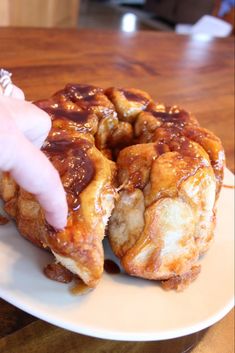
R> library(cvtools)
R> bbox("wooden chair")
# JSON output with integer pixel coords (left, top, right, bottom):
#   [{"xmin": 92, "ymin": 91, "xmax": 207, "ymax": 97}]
[
  {"xmin": 213, "ymin": 0, "xmax": 235, "ymax": 30},
  {"xmin": 0, "ymin": 0, "xmax": 80, "ymax": 28}
]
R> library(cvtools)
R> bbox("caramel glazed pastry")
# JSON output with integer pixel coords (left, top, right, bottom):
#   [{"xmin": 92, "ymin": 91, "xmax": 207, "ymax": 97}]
[{"xmin": 0, "ymin": 84, "xmax": 225, "ymax": 290}]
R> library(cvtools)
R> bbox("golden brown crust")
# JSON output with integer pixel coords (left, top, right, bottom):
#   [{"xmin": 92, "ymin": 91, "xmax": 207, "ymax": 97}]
[{"xmin": 161, "ymin": 265, "xmax": 201, "ymax": 291}]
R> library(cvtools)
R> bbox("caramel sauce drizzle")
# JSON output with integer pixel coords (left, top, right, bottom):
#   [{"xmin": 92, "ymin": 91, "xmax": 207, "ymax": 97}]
[
  {"xmin": 0, "ymin": 214, "xmax": 9, "ymax": 225},
  {"xmin": 44, "ymin": 107, "xmax": 91, "ymax": 124},
  {"xmin": 223, "ymin": 184, "xmax": 235, "ymax": 189},
  {"xmin": 43, "ymin": 138, "xmax": 95, "ymax": 210},
  {"xmin": 70, "ymin": 279, "xmax": 92, "ymax": 295},
  {"xmin": 151, "ymin": 110, "xmax": 189, "ymax": 124},
  {"xmin": 104, "ymin": 259, "xmax": 121, "ymax": 274},
  {"xmin": 122, "ymin": 90, "xmax": 145, "ymax": 103}
]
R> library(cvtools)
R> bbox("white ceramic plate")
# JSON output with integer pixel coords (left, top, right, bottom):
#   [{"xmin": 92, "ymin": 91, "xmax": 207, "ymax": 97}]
[{"xmin": 0, "ymin": 169, "xmax": 234, "ymax": 341}]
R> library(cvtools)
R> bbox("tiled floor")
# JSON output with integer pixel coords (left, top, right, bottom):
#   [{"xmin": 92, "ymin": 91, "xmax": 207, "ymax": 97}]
[{"xmin": 78, "ymin": 0, "xmax": 172, "ymax": 32}]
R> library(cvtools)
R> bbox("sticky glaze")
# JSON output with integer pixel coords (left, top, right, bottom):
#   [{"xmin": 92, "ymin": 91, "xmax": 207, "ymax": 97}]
[
  {"xmin": 43, "ymin": 138, "xmax": 95, "ymax": 210},
  {"xmin": 122, "ymin": 89, "xmax": 148, "ymax": 103},
  {"xmin": 151, "ymin": 109, "xmax": 191, "ymax": 125},
  {"xmin": 45, "ymin": 107, "xmax": 91, "ymax": 123},
  {"xmin": 70, "ymin": 279, "xmax": 91, "ymax": 295},
  {"xmin": 104, "ymin": 259, "xmax": 121, "ymax": 274},
  {"xmin": 44, "ymin": 263, "xmax": 73, "ymax": 283},
  {"xmin": 65, "ymin": 83, "xmax": 102, "ymax": 98}
]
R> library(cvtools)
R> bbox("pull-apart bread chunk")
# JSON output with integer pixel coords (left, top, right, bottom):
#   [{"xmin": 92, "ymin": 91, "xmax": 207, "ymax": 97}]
[
  {"xmin": 107, "ymin": 90, "xmax": 225, "ymax": 290},
  {"xmin": 0, "ymin": 84, "xmax": 117, "ymax": 288},
  {"xmin": 0, "ymin": 84, "xmax": 225, "ymax": 290}
]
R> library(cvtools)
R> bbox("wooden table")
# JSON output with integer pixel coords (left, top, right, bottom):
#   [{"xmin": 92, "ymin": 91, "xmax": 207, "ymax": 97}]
[{"xmin": 0, "ymin": 28, "xmax": 234, "ymax": 353}]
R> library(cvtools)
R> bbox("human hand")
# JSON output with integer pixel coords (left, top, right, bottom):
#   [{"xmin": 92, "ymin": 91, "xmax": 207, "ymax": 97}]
[{"xmin": 0, "ymin": 86, "xmax": 68, "ymax": 229}]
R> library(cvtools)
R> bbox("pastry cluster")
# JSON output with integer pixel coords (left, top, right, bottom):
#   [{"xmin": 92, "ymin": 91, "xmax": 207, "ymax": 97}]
[{"xmin": 0, "ymin": 84, "xmax": 225, "ymax": 290}]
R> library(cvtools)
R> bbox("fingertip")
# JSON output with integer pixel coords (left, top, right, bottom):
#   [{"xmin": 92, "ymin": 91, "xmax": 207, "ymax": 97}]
[
  {"xmin": 12, "ymin": 85, "xmax": 25, "ymax": 100},
  {"xmin": 33, "ymin": 104, "xmax": 52, "ymax": 138},
  {"xmin": 44, "ymin": 192, "xmax": 68, "ymax": 230},
  {"xmin": 24, "ymin": 102, "xmax": 52, "ymax": 147},
  {"xmin": 45, "ymin": 212, "xmax": 68, "ymax": 231}
]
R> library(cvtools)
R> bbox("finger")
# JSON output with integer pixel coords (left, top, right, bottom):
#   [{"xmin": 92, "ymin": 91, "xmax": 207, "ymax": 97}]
[
  {"xmin": 0, "ymin": 131, "xmax": 68, "ymax": 229},
  {"xmin": 11, "ymin": 85, "xmax": 25, "ymax": 100},
  {"xmin": 0, "ymin": 96, "xmax": 51, "ymax": 148}
]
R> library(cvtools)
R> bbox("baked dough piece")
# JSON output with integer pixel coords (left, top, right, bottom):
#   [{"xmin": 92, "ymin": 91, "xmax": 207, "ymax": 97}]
[
  {"xmin": 108, "ymin": 96, "xmax": 224, "ymax": 290},
  {"xmin": 0, "ymin": 84, "xmax": 117, "ymax": 287},
  {"xmin": 135, "ymin": 103, "xmax": 225, "ymax": 195}
]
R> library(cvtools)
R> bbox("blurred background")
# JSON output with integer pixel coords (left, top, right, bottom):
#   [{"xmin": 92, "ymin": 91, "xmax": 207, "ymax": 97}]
[{"xmin": 0, "ymin": 0, "xmax": 234, "ymax": 35}]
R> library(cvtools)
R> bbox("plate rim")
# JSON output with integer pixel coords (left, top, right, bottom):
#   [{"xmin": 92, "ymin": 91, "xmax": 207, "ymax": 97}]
[{"xmin": 0, "ymin": 287, "xmax": 234, "ymax": 341}]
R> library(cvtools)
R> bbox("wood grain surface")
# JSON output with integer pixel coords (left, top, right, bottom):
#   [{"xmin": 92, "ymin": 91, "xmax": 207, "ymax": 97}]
[{"xmin": 0, "ymin": 28, "xmax": 234, "ymax": 353}]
